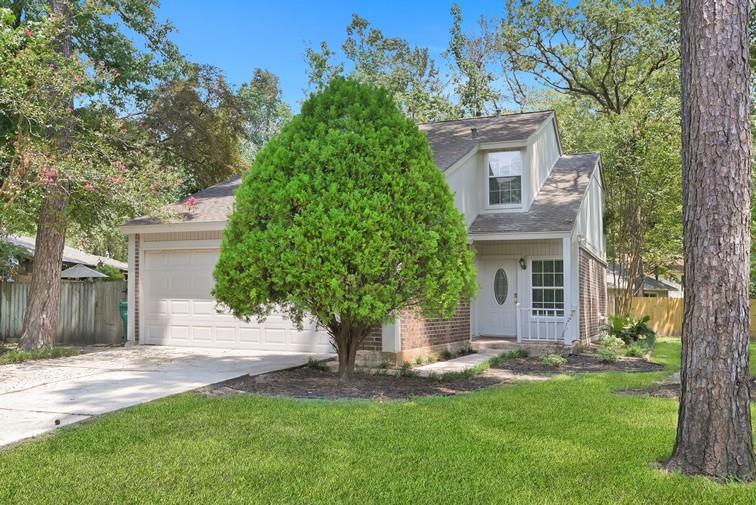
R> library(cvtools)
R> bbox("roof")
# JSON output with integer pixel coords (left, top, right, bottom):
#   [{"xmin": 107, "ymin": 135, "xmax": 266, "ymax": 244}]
[
  {"xmin": 60, "ymin": 264, "xmax": 109, "ymax": 279},
  {"xmin": 122, "ymin": 111, "xmax": 560, "ymax": 229},
  {"xmin": 468, "ymin": 153, "xmax": 601, "ymax": 234},
  {"xmin": 123, "ymin": 175, "xmax": 242, "ymax": 227},
  {"xmin": 4, "ymin": 235, "xmax": 128, "ymax": 271},
  {"xmin": 418, "ymin": 110, "xmax": 555, "ymax": 171},
  {"xmin": 607, "ymin": 266, "xmax": 681, "ymax": 292}
]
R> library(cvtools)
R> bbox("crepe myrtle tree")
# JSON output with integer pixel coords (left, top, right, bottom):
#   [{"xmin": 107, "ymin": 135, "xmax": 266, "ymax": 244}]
[{"xmin": 213, "ymin": 78, "xmax": 476, "ymax": 379}]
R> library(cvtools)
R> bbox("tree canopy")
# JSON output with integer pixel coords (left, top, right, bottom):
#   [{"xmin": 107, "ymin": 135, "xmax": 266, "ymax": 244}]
[{"xmin": 213, "ymin": 78, "xmax": 476, "ymax": 377}]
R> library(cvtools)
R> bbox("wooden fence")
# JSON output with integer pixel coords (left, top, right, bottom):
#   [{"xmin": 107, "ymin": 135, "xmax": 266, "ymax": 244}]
[
  {"xmin": 0, "ymin": 281, "xmax": 126, "ymax": 345},
  {"xmin": 613, "ymin": 296, "xmax": 756, "ymax": 337}
]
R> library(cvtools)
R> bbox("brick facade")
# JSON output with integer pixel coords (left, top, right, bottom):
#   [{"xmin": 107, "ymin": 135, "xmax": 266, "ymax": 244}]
[
  {"xmin": 358, "ymin": 303, "xmax": 471, "ymax": 365},
  {"xmin": 578, "ymin": 248, "xmax": 607, "ymax": 343}
]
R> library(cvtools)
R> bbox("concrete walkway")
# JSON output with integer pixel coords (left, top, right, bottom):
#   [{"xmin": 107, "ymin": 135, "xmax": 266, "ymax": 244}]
[
  {"xmin": 0, "ymin": 346, "xmax": 332, "ymax": 448},
  {"xmin": 414, "ymin": 351, "xmax": 499, "ymax": 376}
]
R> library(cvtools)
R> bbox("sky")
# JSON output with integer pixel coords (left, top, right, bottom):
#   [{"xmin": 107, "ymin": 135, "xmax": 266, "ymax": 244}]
[{"xmin": 156, "ymin": 0, "xmax": 507, "ymax": 108}]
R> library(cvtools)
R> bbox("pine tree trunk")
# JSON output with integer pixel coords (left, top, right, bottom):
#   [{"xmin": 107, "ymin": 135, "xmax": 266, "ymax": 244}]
[
  {"xmin": 18, "ymin": 0, "xmax": 72, "ymax": 351},
  {"xmin": 667, "ymin": 0, "xmax": 755, "ymax": 480}
]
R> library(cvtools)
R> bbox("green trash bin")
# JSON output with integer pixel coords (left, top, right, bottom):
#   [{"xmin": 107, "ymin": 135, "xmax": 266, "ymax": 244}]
[{"xmin": 119, "ymin": 301, "xmax": 128, "ymax": 342}]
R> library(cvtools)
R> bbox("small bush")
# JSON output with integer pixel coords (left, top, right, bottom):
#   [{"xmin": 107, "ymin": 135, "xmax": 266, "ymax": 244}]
[
  {"xmin": 625, "ymin": 343, "xmax": 648, "ymax": 358},
  {"xmin": 602, "ymin": 314, "xmax": 656, "ymax": 347},
  {"xmin": 0, "ymin": 345, "xmax": 80, "ymax": 365},
  {"xmin": 597, "ymin": 347, "xmax": 618, "ymax": 363},
  {"xmin": 306, "ymin": 358, "xmax": 329, "ymax": 371},
  {"xmin": 398, "ymin": 360, "xmax": 417, "ymax": 377},
  {"xmin": 441, "ymin": 349, "xmax": 454, "ymax": 360},
  {"xmin": 415, "ymin": 355, "xmax": 424, "ymax": 365},
  {"xmin": 599, "ymin": 334, "xmax": 625, "ymax": 353},
  {"xmin": 542, "ymin": 353, "xmax": 567, "ymax": 368},
  {"xmin": 427, "ymin": 353, "xmax": 439, "ymax": 363},
  {"xmin": 509, "ymin": 348, "xmax": 529, "ymax": 359}
]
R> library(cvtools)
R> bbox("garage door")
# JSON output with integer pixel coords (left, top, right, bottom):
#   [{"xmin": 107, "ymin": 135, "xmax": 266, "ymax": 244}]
[{"xmin": 142, "ymin": 249, "xmax": 333, "ymax": 352}]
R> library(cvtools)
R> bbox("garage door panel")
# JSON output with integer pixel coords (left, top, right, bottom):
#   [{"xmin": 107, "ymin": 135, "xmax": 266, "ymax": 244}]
[{"xmin": 142, "ymin": 249, "xmax": 333, "ymax": 352}]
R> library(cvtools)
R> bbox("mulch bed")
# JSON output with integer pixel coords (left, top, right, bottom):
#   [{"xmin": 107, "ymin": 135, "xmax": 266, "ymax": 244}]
[
  {"xmin": 619, "ymin": 378, "xmax": 756, "ymax": 402},
  {"xmin": 203, "ymin": 366, "xmax": 503, "ymax": 401},
  {"xmin": 491, "ymin": 353, "xmax": 665, "ymax": 374}
]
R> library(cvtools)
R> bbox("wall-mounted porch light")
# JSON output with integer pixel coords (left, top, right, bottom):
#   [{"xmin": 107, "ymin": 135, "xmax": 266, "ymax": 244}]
[{"xmin": 519, "ymin": 257, "xmax": 527, "ymax": 270}]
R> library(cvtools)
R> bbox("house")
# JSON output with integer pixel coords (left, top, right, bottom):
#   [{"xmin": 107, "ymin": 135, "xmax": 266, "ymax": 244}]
[
  {"xmin": 607, "ymin": 265, "xmax": 682, "ymax": 301},
  {"xmin": 120, "ymin": 110, "xmax": 606, "ymax": 364},
  {"xmin": 1, "ymin": 234, "xmax": 127, "ymax": 282}
]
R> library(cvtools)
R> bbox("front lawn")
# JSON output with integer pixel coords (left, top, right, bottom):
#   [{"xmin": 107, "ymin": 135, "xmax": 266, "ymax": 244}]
[
  {"xmin": 0, "ymin": 339, "xmax": 754, "ymax": 504},
  {"xmin": 0, "ymin": 344, "xmax": 80, "ymax": 365}
]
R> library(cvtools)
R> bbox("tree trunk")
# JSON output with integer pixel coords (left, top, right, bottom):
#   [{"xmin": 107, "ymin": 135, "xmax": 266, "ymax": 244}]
[
  {"xmin": 330, "ymin": 320, "xmax": 369, "ymax": 380},
  {"xmin": 667, "ymin": 0, "xmax": 754, "ymax": 480},
  {"xmin": 18, "ymin": 192, "xmax": 68, "ymax": 350},
  {"xmin": 18, "ymin": 0, "xmax": 72, "ymax": 351}
]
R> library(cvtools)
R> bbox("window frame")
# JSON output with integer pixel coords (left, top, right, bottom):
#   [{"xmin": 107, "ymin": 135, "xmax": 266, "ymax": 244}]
[
  {"xmin": 530, "ymin": 258, "xmax": 565, "ymax": 318},
  {"xmin": 485, "ymin": 150, "xmax": 525, "ymax": 210}
]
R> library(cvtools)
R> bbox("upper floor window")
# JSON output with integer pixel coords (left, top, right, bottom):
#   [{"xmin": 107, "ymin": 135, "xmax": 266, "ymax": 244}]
[{"xmin": 488, "ymin": 151, "xmax": 522, "ymax": 206}]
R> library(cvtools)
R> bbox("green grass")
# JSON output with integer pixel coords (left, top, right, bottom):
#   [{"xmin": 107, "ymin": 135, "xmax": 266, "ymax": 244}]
[
  {"xmin": 0, "ymin": 338, "xmax": 755, "ymax": 504},
  {"xmin": 0, "ymin": 345, "xmax": 79, "ymax": 365}
]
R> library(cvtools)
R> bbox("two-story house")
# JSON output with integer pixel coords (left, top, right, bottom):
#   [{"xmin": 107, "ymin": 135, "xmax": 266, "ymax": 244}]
[{"xmin": 121, "ymin": 110, "xmax": 607, "ymax": 364}]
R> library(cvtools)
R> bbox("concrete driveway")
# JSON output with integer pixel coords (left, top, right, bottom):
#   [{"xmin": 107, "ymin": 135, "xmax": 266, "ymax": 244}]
[{"xmin": 0, "ymin": 346, "xmax": 333, "ymax": 448}]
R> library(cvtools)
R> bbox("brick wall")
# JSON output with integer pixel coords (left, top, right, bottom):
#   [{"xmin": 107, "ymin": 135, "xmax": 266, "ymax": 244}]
[
  {"xmin": 578, "ymin": 248, "xmax": 607, "ymax": 343},
  {"xmin": 361, "ymin": 326, "xmax": 383, "ymax": 351},
  {"xmin": 400, "ymin": 302, "xmax": 470, "ymax": 351}
]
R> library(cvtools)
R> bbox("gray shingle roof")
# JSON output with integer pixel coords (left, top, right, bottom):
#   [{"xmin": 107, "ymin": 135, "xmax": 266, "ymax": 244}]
[
  {"xmin": 5, "ymin": 235, "xmax": 128, "ymax": 270},
  {"xmin": 419, "ymin": 110, "xmax": 554, "ymax": 171},
  {"xmin": 123, "ymin": 175, "xmax": 242, "ymax": 226},
  {"xmin": 468, "ymin": 153, "xmax": 600, "ymax": 235}
]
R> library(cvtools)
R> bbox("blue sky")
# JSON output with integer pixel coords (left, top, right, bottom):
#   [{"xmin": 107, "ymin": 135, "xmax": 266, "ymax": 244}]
[{"xmin": 157, "ymin": 0, "xmax": 506, "ymax": 108}]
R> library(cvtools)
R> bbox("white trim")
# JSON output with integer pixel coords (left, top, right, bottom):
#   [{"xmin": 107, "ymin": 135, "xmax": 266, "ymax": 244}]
[
  {"xmin": 138, "ymin": 238, "xmax": 145, "ymax": 345},
  {"xmin": 478, "ymin": 140, "xmax": 528, "ymax": 151},
  {"xmin": 141, "ymin": 239, "xmax": 221, "ymax": 251},
  {"xmin": 126, "ymin": 235, "xmax": 136, "ymax": 342},
  {"xmin": 482, "ymin": 148, "xmax": 526, "ymax": 212},
  {"xmin": 120, "ymin": 220, "xmax": 227, "ymax": 235},
  {"xmin": 469, "ymin": 231, "xmax": 571, "ymax": 242}
]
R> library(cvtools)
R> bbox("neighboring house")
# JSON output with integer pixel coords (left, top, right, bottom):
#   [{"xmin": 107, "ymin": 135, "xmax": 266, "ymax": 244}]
[
  {"xmin": 121, "ymin": 110, "xmax": 606, "ymax": 364},
  {"xmin": 607, "ymin": 266, "xmax": 682, "ymax": 300},
  {"xmin": 1, "ymin": 234, "xmax": 127, "ymax": 282}
]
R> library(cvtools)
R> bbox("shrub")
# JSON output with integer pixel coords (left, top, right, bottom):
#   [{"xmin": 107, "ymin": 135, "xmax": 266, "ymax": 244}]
[
  {"xmin": 398, "ymin": 360, "xmax": 417, "ymax": 377},
  {"xmin": 625, "ymin": 343, "xmax": 648, "ymax": 358},
  {"xmin": 508, "ymin": 348, "xmax": 529, "ymax": 359},
  {"xmin": 599, "ymin": 334, "xmax": 625, "ymax": 353},
  {"xmin": 602, "ymin": 314, "xmax": 656, "ymax": 347},
  {"xmin": 441, "ymin": 349, "xmax": 454, "ymax": 360},
  {"xmin": 542, "ymin": 353, "xmax": 567, "ymax": 368},
  {"xmin": 597, "ymin": 346, "xmax": 619, "ymax": 363},
  {"xmin": 212, "ymin": 78, "xmax": 476, "ymax": 380},
  {"xmin": 415, "ymin": 355, "xmax": 424, "ymax": 365}
]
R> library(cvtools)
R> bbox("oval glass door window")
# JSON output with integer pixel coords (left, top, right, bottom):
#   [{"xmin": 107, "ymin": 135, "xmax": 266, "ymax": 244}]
[{"xmin": 493, "ymin": 268, "xmax": 508, "ymax": 305}]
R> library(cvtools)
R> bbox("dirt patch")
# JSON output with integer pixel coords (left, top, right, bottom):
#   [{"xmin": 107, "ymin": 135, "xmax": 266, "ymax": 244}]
[
  {"xmin": 619, "ymin": 378, "xmax": 756, "ymax": 402},
  {"xmin": 491, "ymin": 353, "xmax": 665, "ymax": 375},
  {"xmin": 202, "ymin": 366, "xmax": 504, "ymax": 400}
]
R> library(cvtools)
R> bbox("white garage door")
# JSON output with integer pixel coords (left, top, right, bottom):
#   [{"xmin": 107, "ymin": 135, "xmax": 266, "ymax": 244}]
[{"xmin": 142, "ymin": 249, "xmax": 333, "ymax": 352}]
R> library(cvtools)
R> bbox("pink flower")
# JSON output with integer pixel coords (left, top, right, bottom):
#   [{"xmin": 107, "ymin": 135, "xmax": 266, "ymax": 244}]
[
  {"xmin": 84, "ymin": 182, "xmax": 95, "ymax": 192},
  {"xmin": 23, "ymin": 28, "xmax": 33, "ymax": 37},
  {"xmin": 113, "ymin": 160, "xmax": 126, "ymax": 172},
  {"xmin": 186, "ymin": 196, "xmax": 197, "ymax": 208}
]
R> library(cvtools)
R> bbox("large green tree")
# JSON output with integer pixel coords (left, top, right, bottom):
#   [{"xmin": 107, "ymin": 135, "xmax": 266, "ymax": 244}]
[
  {"xmin": 495, "ymin": 0, "xmax": 680, "ymax": 312},
  {"xmin": 305, "ymin": 14, "xmax": 457, "ymax": 122},
  {"xmin": 213, "ymin": 78, "xmax": 476, "ymax": 379},
  {"xmin": 0, "ymin": 0, "xmax": 182, "ymax": 349},
  {"xmin": 237, "ymin": 68, "xmax": 293, "ymax": 162}
]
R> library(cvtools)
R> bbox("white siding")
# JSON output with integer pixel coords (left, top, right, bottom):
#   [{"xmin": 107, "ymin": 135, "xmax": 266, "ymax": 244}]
[
  {"xmin": 575, "ymin": 168, "xmax": 605, "ymax": 259},
  {"xmin": 525, "ymin": 120, "xmax": 561, "ymax": 210},
  {"xmin": 445, "ymin": 152, "xmax": 484, "ymax": 227},
  {"xmin": 474, "ymin": 239, "xmax": 562, "ymax": 257},
  {"xmin": 142, "ymin": 230, "xmax": 224, "ymax": 242}
]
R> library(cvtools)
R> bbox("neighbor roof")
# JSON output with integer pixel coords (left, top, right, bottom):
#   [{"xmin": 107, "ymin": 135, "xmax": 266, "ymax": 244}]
[
  {"xmin": 4, "ymin": 235, "xmax": 128, "ymax": 271},
  {"xmin": 419, "ymin": 110, "xmax": 555, "ymax": 171},
  {"xmin": 606, "ymin": 266, "xmax": 681, "ymax": 292},
  {"xmin": 468, "ymin": 153, "xmax": 601, "ymax": 234},
  {"xmin": 60, "ymin": 264, "xmax": 109, "ymax": 279}
]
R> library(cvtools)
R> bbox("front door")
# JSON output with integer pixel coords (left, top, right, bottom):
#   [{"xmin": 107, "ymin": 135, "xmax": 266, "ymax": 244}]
[{"xmin": 477, "ymin": 259, "xmax": 518, "ymax": 336}]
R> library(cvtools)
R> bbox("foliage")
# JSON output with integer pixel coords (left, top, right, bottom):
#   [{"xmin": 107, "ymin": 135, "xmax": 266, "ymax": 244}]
[
  {"xmin": 625, "ymin": 343, "xmax": 649, "ymax": 358},
  {"xmin": 95, "ymin": 263, "xmax": 124, "ymax": 280},
  {"xmin": 497, "ymin": 0, "xmax": 678, "ymax": 114},
  {"xmin": 602, "ymin": 314, "xmax": 656, "ymax": 347},
  {"xmin": 237, "ymin": 68, "xmax": 293, "ymax": 162},
  {"xmin": 445, "ymin": 4, "xmax": 500, "ymax": 117},
  {"xmin": 0, "ymin": 2, "xmax": 182, "ymax": 248},
  {"xmin": 305, "ymin": 15, "xmax": 457, "ymax": 122},
  {"xmin": 597, "ymin": 346, "xmax": 619, "ymax": 363},
  {"xmin": 599, "ymin": 333, "xmax": 626, "ymax": 353},
  {"xmin": 142, "ymin": 63, "xmax": 246, "ymax": 194},
  {"xmin": 213, "ymin": 78, "xmax": 476, "ymax": 377},
  {"xmin": 0, "ymin": 345, "xmax": 79, "ymax": 365},
  {"xmin": 0, "ymin": 239, "xmax": 26, "ymax": 280},
  {"xmin": 542, "ymin": 353, "xmax": 567, "ymax": 368}
]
